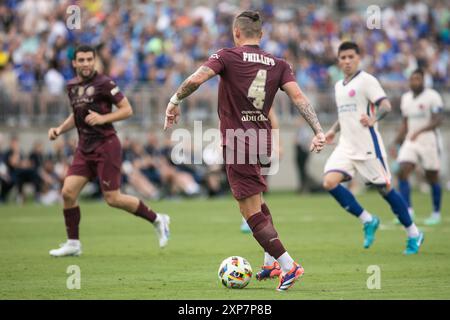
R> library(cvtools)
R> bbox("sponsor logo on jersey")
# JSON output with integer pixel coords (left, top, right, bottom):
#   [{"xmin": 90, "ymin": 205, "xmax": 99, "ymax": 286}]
[
  {"xmin": 338, "ymin": 103, "xmax": 357, "ymax": 113},
  {"xmin": 241, "ymin": 110, "xmax": 269, "ymax": 122},
  {"xmin": 77, "ymin": 86, "xmax": 85, "ymax": 96}
]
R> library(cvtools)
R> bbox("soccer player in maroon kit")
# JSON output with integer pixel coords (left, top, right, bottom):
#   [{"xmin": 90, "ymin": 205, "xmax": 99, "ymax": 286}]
[
  {"xmin": 48, "ymin": 45, "xmax": 170, "ymax": 257},
  {"xmin": 164, "ymin": 12, "xmax": 325, "ymax": 291}
]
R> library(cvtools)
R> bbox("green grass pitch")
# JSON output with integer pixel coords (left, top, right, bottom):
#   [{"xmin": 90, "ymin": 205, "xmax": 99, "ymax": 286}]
[{"xmin": 1, "ymin": 191, "xmax": 449, "ymax": 299}]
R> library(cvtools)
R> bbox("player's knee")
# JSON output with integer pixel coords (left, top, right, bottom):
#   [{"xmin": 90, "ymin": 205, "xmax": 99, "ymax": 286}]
[
  {"xmin": 425, "ymin": 171, "xmax": 439, "ymax": 184},
  {"xmin": 104, "ymin": 193, "xmax": 121, "ymax": 208},
  {"xmin": 323, "ymin": 178, "xmax": 338, "ymax": 191},
  {"xmin": 61, "ymin": 187, "xmax": 77, "ymax": 204},
  {"xmin": 398, "ymin": 168, "xmax": 409, "ymax": 181},
  {"xmin": 376, "ymin": 184, "xmax": 390, "ymax": 196},
  {"xmin": 398, "ymin": 163, "xmax": 414, "ymax": 180}
]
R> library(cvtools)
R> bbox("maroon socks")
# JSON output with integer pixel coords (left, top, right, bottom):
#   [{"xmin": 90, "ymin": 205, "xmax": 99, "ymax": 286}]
[
  {"xmin": 246, "ymin": 211, "xmax": 286, "ymax": 259},
  {"xmin": 261, "ymin": 203, "xmax": 273, "ymax": 226},
  {"xmin": 134, "ymin": 200, "xmax": 157, "ymax": 223},
  {"xmin": 62, "ymin": 201, "xmax": 156, "ymax": 241},
  {"xmin": 63, "ymin": 206, "xmax": 81, "ymax": 240}
]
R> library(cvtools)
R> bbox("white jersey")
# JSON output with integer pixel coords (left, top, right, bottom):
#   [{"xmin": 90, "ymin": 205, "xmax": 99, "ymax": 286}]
[
  {"xmin": 334, "ymin": 71, "xmax": 387, "ymax": 160},
  {"xmin": 400, "ymin": 88, "xmax": 444, "ymax": 144}
]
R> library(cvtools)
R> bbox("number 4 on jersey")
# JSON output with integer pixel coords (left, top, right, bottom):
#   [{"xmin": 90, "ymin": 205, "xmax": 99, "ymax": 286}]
[{"xmin": 248, "ymin": 69, "xmax": 267, "ymax": 110}]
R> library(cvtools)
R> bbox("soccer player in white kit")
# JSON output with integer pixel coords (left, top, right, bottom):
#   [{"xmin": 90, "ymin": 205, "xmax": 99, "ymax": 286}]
[
  {"xmin": 322, "ymin": 42, "xmax": 424, "ymax": 255},
  {"xmin": 392, "ymin": 69, "xmax": 445, "ymax": 225}
]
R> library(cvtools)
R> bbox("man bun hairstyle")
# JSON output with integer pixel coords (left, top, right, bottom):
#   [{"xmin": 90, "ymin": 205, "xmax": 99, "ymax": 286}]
[{"xmin": 234, "ymin": 11, "xmax": 263, "ymax": 38}]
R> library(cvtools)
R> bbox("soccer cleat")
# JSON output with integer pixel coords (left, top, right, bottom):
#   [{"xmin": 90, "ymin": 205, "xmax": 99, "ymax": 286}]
[
  {"xmin": 256, "ymin": 262, "xmax": 282, "ymax": 281},
  {"xmin": 240, "ymin": 219, "xmax": 252, "ymax": 234},
  {"xmin": 49, "ymin": 240, "xmax": 82, "ymax": 257},
  {"xmin": 154, "ymin": 213, "xmax": 170, "ymax": 248},
  {"xmin": 404, "ymin": 232, "xmax": 424, "ymax": 255},
  {"xmin": 276, "ymin": 262, "xmax": 304, "ymax": 291},
  {"xmin": 424, "ymin": 215, "xmax": 441, "ymax": 226},
  {"xmin": 363, "ymin": 216, "xmax": 380, "ymax": 249}
]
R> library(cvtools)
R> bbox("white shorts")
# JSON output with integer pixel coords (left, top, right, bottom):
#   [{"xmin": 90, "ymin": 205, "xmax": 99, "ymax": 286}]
[
  {"xmin": 324, "ymin": 148, "xmax": 391, "ymax": 185},
  {"xmin": 397, "ymin": 140, "xmax": 440, "ymax": 171}
]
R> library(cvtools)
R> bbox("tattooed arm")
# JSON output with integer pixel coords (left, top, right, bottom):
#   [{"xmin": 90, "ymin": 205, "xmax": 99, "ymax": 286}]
[
  {"xmin": 282, "ymin": 82, "xmax": 323, "ymax": 134},
  {"xmin": 282, "ymin": 81, "xmax": 325, "ymax": 152},
  {"xmin": 164, "ymin": 66, "xmax": 217, "ymax": 130}
]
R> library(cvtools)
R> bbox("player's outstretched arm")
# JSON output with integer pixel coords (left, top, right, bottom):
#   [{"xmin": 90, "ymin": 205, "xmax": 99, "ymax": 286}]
[
  {"xmin": 85, "ymin": 97, "xmax": 133, "ymax": 126},
  {"xmin": 281, "ymin": 81, "xmax": 325, "ymax": 153},
  {"xmin": 164, "ymin": 66, "xmax": 216, "ymax": 130},
  {"xmin": 48, "ymin": 114, "xmax": 75, "ymax": 141}
]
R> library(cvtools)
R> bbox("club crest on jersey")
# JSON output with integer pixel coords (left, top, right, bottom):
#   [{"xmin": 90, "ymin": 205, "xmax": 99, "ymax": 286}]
[
  {"xmin": 210, "ymin": 53, "xmax": 220, "ymax": 59},
  {"xmin": 86, "ymin": 86, "xmax": 95, "ymax": 96},
  {"xmin": 348, "ymin": 89, "xmax": 356, "ymax": 97}
]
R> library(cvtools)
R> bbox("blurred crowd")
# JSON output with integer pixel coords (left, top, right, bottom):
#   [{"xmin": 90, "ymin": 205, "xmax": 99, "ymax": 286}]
[
  {"xmin": 0, "ymin": 0, "xmax": 449, "ymax": 125},
  {"xmin": 0, "ymin": 0, "xmax": 449, "ymax": 203},
  {"xmin": 0, "ymin": 132, "xmax": 228, "ymax": 205}
]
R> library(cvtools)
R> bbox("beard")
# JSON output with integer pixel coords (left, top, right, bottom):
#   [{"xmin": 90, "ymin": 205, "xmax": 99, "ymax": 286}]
[{"xmin": 77, "ymin": 68, "xmax": 95, "ymax": 80}]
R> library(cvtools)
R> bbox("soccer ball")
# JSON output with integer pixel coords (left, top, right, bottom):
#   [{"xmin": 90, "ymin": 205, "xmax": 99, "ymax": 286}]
[{"xmin": 218, "ymin": 256, "xmax": 252, "ymax": 289}]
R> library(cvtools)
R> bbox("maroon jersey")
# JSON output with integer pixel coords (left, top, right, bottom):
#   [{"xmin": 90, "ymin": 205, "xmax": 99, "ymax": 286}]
[
  {"xmin": 66, "ymin": 72, "xmax": 124, "ymax": 153},
  {"xmin": 203, "ymin": 45, "xmax": 295, "ymax": 150}
]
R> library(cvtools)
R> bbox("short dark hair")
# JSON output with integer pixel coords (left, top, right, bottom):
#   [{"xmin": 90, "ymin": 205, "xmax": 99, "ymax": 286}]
[
  {"xmin": 234, "ymin": 11, "xmax": 262, "ymax": 38},
  {"xmin": 411, "ymin": 68, "xmax": 424, "ymax": 78},
  {"xmin": 74, "ymin": 44, "xmax": 96, "ymax": 60},
  {"xmin": 338, "ymin": 41, "xmax": 360, "ymax": 55}
]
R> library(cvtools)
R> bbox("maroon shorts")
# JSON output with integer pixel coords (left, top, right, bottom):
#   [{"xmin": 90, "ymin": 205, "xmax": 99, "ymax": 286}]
[
  {"xmin": 67, "ymin": 135, "xmax": 122, "ymax": 192},
  {"xmin": 223, "ymin": 147, "xmax": 268, "ymax": 200}
]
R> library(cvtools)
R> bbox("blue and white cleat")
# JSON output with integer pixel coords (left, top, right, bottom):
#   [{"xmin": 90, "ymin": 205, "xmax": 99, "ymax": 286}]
[
  {"xmin": 276, "ymin": 262, "xmax": 304, "ymax": 292},
  {"xmin": 256, "ymin": 262, "xmax": 282, "ymax": 281},
  {"xmin": 363, "ymin": 216, "xmax": 380, "ymax": 249},
  {"xmin": 403, "ymin": 232, "xmax": 424, "ymax": 255}
]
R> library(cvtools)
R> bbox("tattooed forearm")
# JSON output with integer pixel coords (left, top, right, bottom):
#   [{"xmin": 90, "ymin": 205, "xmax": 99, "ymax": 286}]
[
  {"xmin": 176, "ymin": 78, "xmax": 200, "ymax": 100},
  {"xmin": 175, "ymin": 66, "xmax": 216, "ymax": 100},
  {"xmin": 295, "ymin": 101, "xmax": 323, "ymax": 134}
]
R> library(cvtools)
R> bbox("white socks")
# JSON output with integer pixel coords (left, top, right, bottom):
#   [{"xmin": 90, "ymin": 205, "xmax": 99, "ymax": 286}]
[
  {"xmin": 67, "ymin": 239, "xmax": 80, "ymax": 246},
  {"xmin": 264, "ymin": 252, "xmax": 276, "ymax": 266},
  {"xmin": 277, "ymin": 252, "xmax": 295, "ymax": 274},
  {"xmin": 406, "ymin": 223, "xmax": 420, "ymax": 238},
  {"xmin": 359, "ymin": 210, "xmax": 373, "ymax": 224},
  {"xmin": 431, "ymin": 211, "xmax": 441, "ymax": 218}
]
